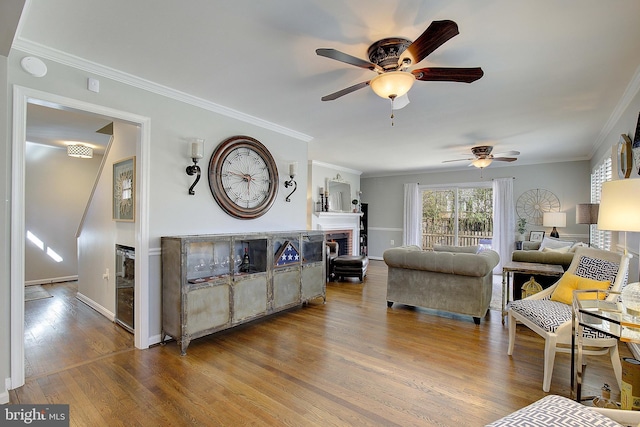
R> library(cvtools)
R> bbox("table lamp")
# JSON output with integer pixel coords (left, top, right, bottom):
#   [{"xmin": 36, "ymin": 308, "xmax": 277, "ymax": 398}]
[
  {"xmin": 576, "ymin": 203, "xmax": 599, "ymax": 246},
  {"xmin": 543, "ymin": 212, "xmax": 566, "ymax": 238},
  {"xmin": 598, "ymin": 179, "xmax": 640, "ymax": 315}
]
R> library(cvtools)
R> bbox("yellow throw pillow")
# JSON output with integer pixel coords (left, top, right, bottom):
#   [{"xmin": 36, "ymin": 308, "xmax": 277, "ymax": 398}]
[{"xmin": 550, "ymin": 273, "xmax": 610, "ymax": 304}]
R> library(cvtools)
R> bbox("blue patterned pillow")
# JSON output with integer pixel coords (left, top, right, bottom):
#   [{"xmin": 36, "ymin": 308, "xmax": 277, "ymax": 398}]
[{"xmin": 575, "ymin": 256, "xmax": 619, "ymax": 286}]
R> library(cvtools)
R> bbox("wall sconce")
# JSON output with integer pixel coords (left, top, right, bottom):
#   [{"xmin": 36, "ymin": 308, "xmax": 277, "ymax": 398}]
[
  {"xmin": 185, "ymin": 138, "xmax": 204, "ymax": 195},
  {"xmin": 284, "ymin": 162, "xmax": 297, "ymax": 202}
]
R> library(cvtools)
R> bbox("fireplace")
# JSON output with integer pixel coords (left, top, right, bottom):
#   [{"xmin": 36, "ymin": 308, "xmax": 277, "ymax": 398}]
[
  {"xmin": 325, "ymin": 230, "xmax": 352, "ymax": 256},
  {"xmin": 311, "ymin": 211, "xmax": 362, "ymax": 256}
]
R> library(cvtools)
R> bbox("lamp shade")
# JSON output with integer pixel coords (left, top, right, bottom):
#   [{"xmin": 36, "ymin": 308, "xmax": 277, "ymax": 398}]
[
  {"xmin": 576, "ymin": 203, "xmax": 599, "ymax": 224},
  {"xmin": 543, "ymin": 212, "xmax": 566, "ymax": 227},
  {"xmin": 370, "ymin": 71, "xmax": 415, "ymax": 99},
  {"xmin": 67, "ymin": 144, "xmax": 93, "ymax": 159},
  {"xmin": 597, "ymin": 179, "xmax": 640, "ymax": 232}
]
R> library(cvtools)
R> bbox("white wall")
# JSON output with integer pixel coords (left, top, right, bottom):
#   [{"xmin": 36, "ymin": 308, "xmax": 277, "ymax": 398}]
[
  {"xmin": 361, "ymin": 160, "xmax": 591, "ymax": 259},
  {"xmin": 6, "ymin": 47, "xmax": 310, "ymax": 349},
  {"xmin": 25, "ymin": 142, "xmax": 103, "ymax": 284},
  {"xmin": 591, "ymin": 81, "xmax": 640, "ymax": 282},
  {"xmin": 77, "ymin": 122, "xmax": 137, "ymax": 318}
]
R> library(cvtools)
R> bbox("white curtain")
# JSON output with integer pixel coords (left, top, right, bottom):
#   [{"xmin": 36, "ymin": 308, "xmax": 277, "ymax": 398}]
[
  {"xmin": 492, "ymin": 178, "xmax": 515, "ymax": 273},
  {"xmin": 403, "ymin": 183, "xmax": 421, "ymax": 247}
]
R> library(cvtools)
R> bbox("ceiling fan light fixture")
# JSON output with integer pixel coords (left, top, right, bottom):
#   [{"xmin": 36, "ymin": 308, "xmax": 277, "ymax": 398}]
[
  {"xmin": 471, "ymin": 158, "xmax": 492, "ymax": 168},
  {"xmin": 370, "ymin": 71, "xmax": 415, "ymax": 99}
]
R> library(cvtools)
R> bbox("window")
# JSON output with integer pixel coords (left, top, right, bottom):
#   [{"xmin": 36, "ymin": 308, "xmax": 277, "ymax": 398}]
[
  {"xmin": 591, "ymin": 156, "xmax": 612, "ymax": 250},
  {"xmin": 421, "ymin": 184, "xmax": 493, "ymax": 249}
]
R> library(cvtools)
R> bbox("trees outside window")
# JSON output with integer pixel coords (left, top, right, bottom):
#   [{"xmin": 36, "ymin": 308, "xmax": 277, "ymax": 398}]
[{"xmin": 421, "ymin": 186, "xmax": 493, "ymax": 249}]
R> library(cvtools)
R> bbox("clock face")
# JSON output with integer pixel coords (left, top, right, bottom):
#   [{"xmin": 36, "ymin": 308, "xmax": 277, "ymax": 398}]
[{"xmin": 208, "ymin": 136, "xmax": 278, "ymax": 219}]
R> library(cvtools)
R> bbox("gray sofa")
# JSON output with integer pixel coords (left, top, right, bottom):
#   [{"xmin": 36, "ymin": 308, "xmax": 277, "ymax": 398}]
[
  {"xmin": 383, "ymin": 245, "xmax": 500, "ymax": 324},
  {"xmin": 511, "ymin": 239, "xmax": 577, "ymax": 298},
  {"xmin": 511, "ymin": 240, "xmax": 574, "ymax": 270}
]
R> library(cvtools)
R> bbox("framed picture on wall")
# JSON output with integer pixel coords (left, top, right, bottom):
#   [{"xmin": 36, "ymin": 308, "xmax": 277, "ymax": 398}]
[
  {"xmin": 529, "ymin": 231, "xmax": 545, "ymax": 242},
  {"xmin": 113, "ymin": 156, "xmax": 136, "ymax": 222}
]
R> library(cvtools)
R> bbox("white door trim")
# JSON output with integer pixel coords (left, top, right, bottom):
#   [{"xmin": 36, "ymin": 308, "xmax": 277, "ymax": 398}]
[{"xmin": 10, "ymin": 85, "xmax": 151, "ymax": 389}]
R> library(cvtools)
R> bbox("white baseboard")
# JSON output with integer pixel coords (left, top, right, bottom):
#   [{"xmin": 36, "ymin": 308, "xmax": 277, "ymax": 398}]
[
  {"xmin": 75, "ymin": 292, "xmax": 115, "ymax": 322},
  {"xmin": 148, "ymin": 334, "xmax": 163, "ymax": 346},
  {"xmin": 25, "ymin": 275, "xmax": 78, "ymax": 286}
]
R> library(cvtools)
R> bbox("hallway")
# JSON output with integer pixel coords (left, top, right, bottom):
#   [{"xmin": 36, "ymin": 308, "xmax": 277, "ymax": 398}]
[{"xmin": 24, "ymin": 281, "xmax": 133, "ymax": 379}]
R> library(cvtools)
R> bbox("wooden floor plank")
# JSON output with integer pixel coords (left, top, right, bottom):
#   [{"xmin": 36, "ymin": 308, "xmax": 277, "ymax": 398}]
[{"xmin": 9, "ymin": 261, "xmax": 632, "ymax": 425}]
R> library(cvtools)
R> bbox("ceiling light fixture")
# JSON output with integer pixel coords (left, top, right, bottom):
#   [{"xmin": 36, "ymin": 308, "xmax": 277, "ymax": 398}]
[
  {"xmin": 67, "ymin": 144, "xmax": 93, "ymax": 159},
  {"xmin": 370, "ymin": 71, "xmax": 415, "ymax": 99},
  {"xmin": 370, "ymin": 71, "xmax": 416, "ymax": 126},
  {"xmin": 471, "ymin": 158, "xmax": 492, "ymax": 168}
]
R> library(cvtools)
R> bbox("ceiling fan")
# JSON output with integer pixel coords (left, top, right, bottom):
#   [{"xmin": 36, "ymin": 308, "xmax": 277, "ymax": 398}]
[
  {"xmin": 443, "ymin": 146, "xmax": 520, "ymax": 169},
  {"xmin": 316, "ymin": 20, "xmax": 484, "ymax": 106}
]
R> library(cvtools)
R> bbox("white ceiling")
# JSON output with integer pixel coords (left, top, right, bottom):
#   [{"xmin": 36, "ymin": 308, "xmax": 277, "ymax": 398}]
[
  {"xmin": 26, "ymin": 104, "xmax": 112, "ymax": 156},
  {"xmin": 12, "ymin": 0, "xmax": 640, "ymax": 176}
]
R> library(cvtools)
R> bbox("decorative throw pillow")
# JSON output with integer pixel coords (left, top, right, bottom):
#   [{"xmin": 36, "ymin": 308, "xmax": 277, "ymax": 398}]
[
  {"xmin": 522, "ymin": 241, "xmax": 541, "ymax": 251},
  {"xmin": 542, "ymin": 246, "xmax": 571, "ymax": 254},
  {"xmin": 550, "ymin": 273, "xmax": 610, "ymax": 305},
  {"xmin": 575, "ymin": 256, "xmax": 619, "ymax": 284},
  {"xmin": 539, "ymin": 236, "xmax": 575, "ymax": 251},
  {"xmin": 570, "ymin": 241, "xmax": 588, "ymax": 252}
]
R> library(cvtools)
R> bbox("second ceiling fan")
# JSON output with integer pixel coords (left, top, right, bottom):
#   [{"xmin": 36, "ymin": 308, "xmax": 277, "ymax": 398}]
[
  {"xmin": 316, "ymin": 19, "xmax": 484, "ymax": 105},
  {"xmin": 443, "ymin": 145, "xmax": 520, "ymax": 169}
]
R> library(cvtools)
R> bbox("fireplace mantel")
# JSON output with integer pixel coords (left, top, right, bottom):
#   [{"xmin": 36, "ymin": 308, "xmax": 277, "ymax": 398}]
[
  {"xmin": 312, "ymin": 211, "xmax": 363, "ymax": 256},
  {"xmin": 314, "ymin": 212, "xmax": 363, "ymax": 220}
]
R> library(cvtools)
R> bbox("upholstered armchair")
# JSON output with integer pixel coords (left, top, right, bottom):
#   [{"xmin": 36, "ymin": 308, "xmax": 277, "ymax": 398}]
[{"xmin": 507, "ymin": 246, "xmax": 631, "ymax": 392}]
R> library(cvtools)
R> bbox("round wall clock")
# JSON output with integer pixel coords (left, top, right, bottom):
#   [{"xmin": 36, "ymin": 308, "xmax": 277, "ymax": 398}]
[
  {"xmin": 208, "ymin": 135, "xmax": 278, "ymax": 219},
  {"xmin": 516, "ymin": 188, "xmax": 560, "ymax": 226}
]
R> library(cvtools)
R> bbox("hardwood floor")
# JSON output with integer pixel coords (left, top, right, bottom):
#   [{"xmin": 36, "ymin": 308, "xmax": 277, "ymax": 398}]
[{"xmin": 11, "ymin": 261, "xmax": 631, "ymax": 426}]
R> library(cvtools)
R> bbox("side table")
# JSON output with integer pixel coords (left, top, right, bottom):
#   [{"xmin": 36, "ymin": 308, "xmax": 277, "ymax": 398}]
[
  {"xmin": 572, "ymin": 290, "xmax": 640, "ymax": 404},
  {"xmin": 501, "ymin": 261, "xmax": 564, "ymax": 323}
]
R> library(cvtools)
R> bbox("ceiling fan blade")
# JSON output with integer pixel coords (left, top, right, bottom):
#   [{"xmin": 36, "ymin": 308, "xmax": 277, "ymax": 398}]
[
  {"xmin": 321, "ymin": 81, "xmax": 370, "ymax": 101},
  {"xmin": 398, "ymin": 20, "xmax": 459, "ymax": 67},
  {"xmin": 494, "ymin": 150, "xmax": 520, "ymax": 156},
  {"xmin": 412, "ymin": 67, "xmax": 484, "ymax": 83},
  {"xmin": 442, "ymin": 158, "xmax": 474, "ymax": 163},
  {"xmin": 492, "ymin": 157, "xmax": 518, "ymax": 162},
  {"xmin": 316, "ymin": 48, "xmax": 383, "ymax": 72}
]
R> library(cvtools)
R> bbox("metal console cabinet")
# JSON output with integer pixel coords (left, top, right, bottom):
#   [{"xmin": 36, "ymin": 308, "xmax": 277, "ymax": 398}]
[{"xmin": 161, "ymin": 231, "xmax": 325, "ymax": 355}]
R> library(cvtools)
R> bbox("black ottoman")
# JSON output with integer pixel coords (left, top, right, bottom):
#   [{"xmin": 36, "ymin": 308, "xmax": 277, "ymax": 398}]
[{"xmin": 332, "ymin": 255, "xmax": 369, "ymax": 282}]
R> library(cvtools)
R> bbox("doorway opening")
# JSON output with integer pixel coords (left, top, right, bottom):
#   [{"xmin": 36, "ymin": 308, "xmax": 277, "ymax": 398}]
[{"xmin": 11, "ymin": 86, "xmax": 151, "ymax": 390}]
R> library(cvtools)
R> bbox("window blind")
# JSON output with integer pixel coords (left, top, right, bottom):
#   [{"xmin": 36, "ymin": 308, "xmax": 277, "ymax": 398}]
[{"xmin": 591, "ymin": 156, "xmax": 612, "ymax": 250}]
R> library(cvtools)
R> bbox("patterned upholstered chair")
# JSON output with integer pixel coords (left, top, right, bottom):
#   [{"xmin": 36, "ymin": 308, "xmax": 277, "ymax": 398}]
[
  {"xmin": 486, "ymin": 394, "xmax": 640, "ymax": 426},
  {"xmin": 507, "ymin": 246, "xmax": 631, "ymax": 392}
]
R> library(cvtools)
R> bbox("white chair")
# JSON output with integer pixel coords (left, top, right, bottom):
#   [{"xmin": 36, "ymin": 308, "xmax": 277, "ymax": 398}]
[{"xmin": 507, "ymin": 246, "xmax": 631, "ymax": 392}]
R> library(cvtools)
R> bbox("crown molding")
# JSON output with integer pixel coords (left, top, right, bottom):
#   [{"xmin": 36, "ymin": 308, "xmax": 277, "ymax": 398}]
[
  {"xmin": 12, "ymin": 38, "xmax": 314, "ymax": 143},
  {"xmin": 310, "ymin": 160, "xmax": 362, "ymax": 176},
  {"xmin": 593, "ymin": 62, "xmax": 640, "ymax": 153}
]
